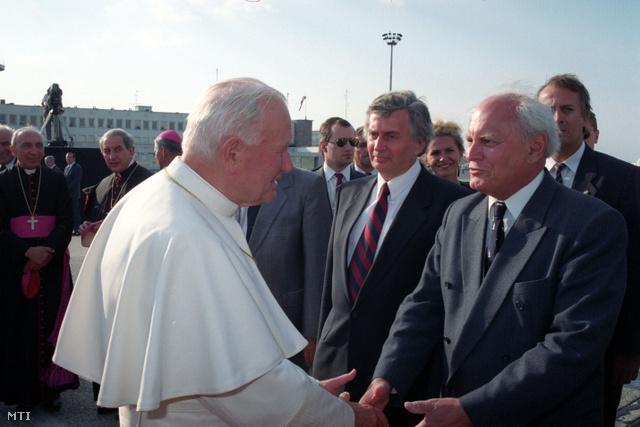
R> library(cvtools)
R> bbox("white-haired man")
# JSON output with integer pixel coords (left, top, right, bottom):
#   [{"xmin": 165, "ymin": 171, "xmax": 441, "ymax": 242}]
[{"xmin": 54, "ymin": 78, "xmax": 386, "ymax": 426}]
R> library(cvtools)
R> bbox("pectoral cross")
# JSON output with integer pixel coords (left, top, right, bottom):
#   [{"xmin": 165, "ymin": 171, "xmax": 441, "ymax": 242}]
[{"xmin": 27, "ymin": 216, "xmax": 38, "ymax": 230}]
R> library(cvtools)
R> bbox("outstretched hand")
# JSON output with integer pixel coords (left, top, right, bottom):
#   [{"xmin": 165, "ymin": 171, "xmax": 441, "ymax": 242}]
[
  {"xmin": 405, "ymin": 397, "xmax": 473, "ymax": 427},
  {"xmin": 319, "ymin": 369, "xmax": 356, "ymax": 396}
]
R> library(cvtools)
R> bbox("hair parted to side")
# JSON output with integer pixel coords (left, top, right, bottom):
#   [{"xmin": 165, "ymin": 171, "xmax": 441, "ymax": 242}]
[
  {"xmin": 507, "ymin": 92, "xmax": 560, "ymax": 158},
  {"xmin": 432, "ymin": 120, "xmax": 465, "ymax": 154},
  {"xmin": 99, "ymin": 128, "xmax": 135, "ymax": 151},
  {"xmin": 537, "ymin": 73, "xmax": 592, "ymax": 119},
  {"xmin": 182, "ymin": 78, "xmax": 287, "ymax": 160},
  {"xmin": 11, "ymin": 126, "xmax": 43, "ymax": 147},
  {"xmin": 365, "ymin": 90, "xmax": 433, "ymax": 156}
]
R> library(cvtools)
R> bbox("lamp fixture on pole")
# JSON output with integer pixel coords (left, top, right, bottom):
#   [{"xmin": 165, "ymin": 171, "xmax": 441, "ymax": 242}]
[{"xmin": 382, "ymin": 32, "xmax": 402, "ymax": 91}]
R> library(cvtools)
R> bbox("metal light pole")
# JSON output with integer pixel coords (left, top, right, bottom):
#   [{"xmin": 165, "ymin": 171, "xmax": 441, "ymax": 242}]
[{"xmin": 382, "ymin": 32, "xmax": 402, "ymax": 91}]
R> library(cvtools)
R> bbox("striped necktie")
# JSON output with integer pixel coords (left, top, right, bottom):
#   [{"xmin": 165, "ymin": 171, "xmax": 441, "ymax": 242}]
[
  {"xmin": 485, "ymin": 201, "xmax": 507, "ymax": 270},
  {"xmin": 347, "ymin": 183, "xmax": 390, "ymax": 303},
  {"xmin": 554, "ymin": 163, "xmax": 566, "ymax": 184}
]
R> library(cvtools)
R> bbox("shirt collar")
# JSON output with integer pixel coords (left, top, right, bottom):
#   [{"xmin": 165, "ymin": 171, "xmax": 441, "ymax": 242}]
[
  {"xmin": 488, "ymin": 169, "xmax": 545, "ymax": 221},
  {"xmin": 545, "ymin": 142, "xmax": 585, "ymax": 174},
  {"xmin": 376, "ymin": 159, "xmax": 421, "ymax": 200},
  {"xmin": 323, "ymin": 164, "xmax": 350, "ymax": 181}
]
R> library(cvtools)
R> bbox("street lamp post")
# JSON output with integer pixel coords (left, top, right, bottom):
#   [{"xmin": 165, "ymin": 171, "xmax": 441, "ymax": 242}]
[{"xmin": 382, "ymin": 32, "xmax": 402, "ymax": 91}]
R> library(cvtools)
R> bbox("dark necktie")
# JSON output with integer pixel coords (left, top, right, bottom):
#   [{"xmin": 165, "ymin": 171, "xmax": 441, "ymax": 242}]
[
  {"xmin": 348, "ymin": 183, "xmax": 390, "ymax": 303},
  {"xmin": 365, "ymin": 172, "xmax": 372, "ymax": 176},
  {"xmin": 486, "ymin": 201, "xmax": 507, "ymax": 270},
  {"xmin": 0, "ymin": 165, "xmax": 4, "ymax": 172},
  {"xmin": 554, "ymin": 163, "xmax": 566, "ymax": 184},
  {"xmin": 335, "ymin": 172, "xmax": 344, "ymax": 190},
  {"xmin": 246, "ymin": 205, "xmax": 261, "ymax": 242}
]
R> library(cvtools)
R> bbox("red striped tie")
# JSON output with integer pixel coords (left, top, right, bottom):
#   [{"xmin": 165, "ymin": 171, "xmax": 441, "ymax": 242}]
[{"xmin": 348, "ymin": 183, "xmax": 390, "ymax": 303}]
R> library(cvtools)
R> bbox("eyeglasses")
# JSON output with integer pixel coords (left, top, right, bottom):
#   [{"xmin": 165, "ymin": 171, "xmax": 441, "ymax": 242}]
[{"xmin": 329, "ymin": 138, "xmax": 359, "ymax": 147}]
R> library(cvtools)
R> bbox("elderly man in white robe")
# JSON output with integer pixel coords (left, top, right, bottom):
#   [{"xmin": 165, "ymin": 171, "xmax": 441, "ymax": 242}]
[{"xmin": 53, "ymin": 78, "xmax": 387, "ymax": 426}]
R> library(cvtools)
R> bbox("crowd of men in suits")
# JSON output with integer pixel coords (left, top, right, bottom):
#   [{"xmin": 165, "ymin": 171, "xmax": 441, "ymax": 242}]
[{"xmin": 1, "ymin": 72, "xmax": 638, "ymax": 426}]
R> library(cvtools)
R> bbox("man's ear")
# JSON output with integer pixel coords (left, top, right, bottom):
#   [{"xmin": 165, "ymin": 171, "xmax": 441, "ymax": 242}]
[
  {"xmin": 221, "ymin": 138, "xmax": 243, "ymax": 174},
  {"xmin": 319, "ymin": 141, "xmax": 327, "ymax": 152},
  {"xmin": 527, "ymin": 133, "xmax": 547, "ymax": 163}
]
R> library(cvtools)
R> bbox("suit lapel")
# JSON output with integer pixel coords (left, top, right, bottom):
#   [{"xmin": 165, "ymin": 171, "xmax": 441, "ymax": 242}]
[
  {"xmin": 572, "ymin": 145, "xmax": 599, "ymax": 197},
  {"xmin": 249, "ymin": 172, "xmax": 291, "ymax": 253},
  {"xmin": 336, "ymin": 178, "xmax": 377, "ymax": 303},
  {"xmin": 448, "ymin": 174, "xmax": 556, "ymax": 380}
]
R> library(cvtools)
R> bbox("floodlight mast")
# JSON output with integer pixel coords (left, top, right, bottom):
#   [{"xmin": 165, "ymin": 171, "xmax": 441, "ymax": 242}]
[{"xmin": 382, "ymin": 32, "xmax": 402, "ymax": 91}]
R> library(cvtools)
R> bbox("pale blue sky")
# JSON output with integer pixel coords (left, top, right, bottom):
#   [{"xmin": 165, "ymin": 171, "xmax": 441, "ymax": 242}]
[{"xmin": 2, "ymin": 0, "xmax": 638, "ymax": 161}]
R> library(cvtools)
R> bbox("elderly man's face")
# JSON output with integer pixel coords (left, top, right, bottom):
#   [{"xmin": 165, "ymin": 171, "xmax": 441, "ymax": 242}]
[
  {"xmin": 102, "ymin": 135, "xmax": 134, "ymax": 174},
  {"xmin": 0, "ymin": 130, "xmax": 13, "ymax": 166},
  {"xmin": 237, "ymin": 100, "xmax": 293, "ymax": 206},
  {"xmin": 11, "ymin": 131, "xmax": 45, "ymax": 170},
  {"xmin": 465, "ymin": 96, "xmax": 535, "ymax": 200},
  {"xmin": 367, "ymin": 109, "xmax": 424, "ymax": 181}
]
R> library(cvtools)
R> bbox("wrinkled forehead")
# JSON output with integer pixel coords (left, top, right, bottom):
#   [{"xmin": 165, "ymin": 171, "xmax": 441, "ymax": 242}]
[{"xmin": 15, "ymin": 131, "xmax": 44, "ymax": 146}]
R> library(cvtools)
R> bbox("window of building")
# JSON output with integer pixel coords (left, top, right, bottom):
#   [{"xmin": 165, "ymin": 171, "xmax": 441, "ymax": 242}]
[
  {"xmin": 169, "ymin": 122, "xmax": 175, "ymax": 130},
  {"xmin": 142, "ymin": 137, "xmax": 149, "ymax": 144},
  {"xmin": 9, "ymin": 115, "xmax": 17, "ymax": 124},
  {"xmin": 116, "ymin": 119, "xmax": 123, "ymax": 128},
  {"xmin": 134, "ymin": 137, "xmax": 141, "ymax": 144},
  {"xmin": 160, "ymin": 121, "xmax": 167, "ymax": 130},
  {"xmin": 30, "ymin": 116, "xmax": 38, "ymax": 126},
  {"xmin": 20, "ymin": 115, "xmax": 27, "ymax": 125},
  {"xmin": 178, "ymin": 122, "xmax": 184, "ymax": 131},
  {"xmin": 88, "ymin": 118, "xmax": 95, "ymax": 127},
  {"xmin": 107, "ymin": 119, "xmax": 113, "ymax": 128},
  {"xmin": 79, "ymin": 118, "xmax": 86, "ymax": 127},
  {"xmin": 88, "ymin": 135, "xmax": 96, "ymax": 143},
  {"xmin": 152, "ymin": 121, "xmax": 158, "ymax": 130},
  {"xmin": 125, "ymin": 119, "xmax": 132, "ymax": 129},
  {"xmin": 69, "ymin": 117, "xmax": 76, "ymax": 127},
  {"xmin": 77, "ymin": 135, "xmax": 86, "ymax": 143},
  {"xmin": 98, "ymin": 119, "xmax": 105, "ymax": 128},
  {"xmin": 134, "ymin": 120, "xmax": 141, "ymax": 130}
]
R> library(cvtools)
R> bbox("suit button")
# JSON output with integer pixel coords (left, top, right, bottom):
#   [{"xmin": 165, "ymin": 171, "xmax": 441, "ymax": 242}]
[
  {"xmin": 443, "ymin": 336, "xmax": 451, "ymax": 344},
  {"xmin": 351, "ymin": 311, "xmax": 358, "ymax": 319},
  {"xmin": 515, "ymin": 300, "xmax": 525, "ymax": 310},
  {"xmin": 500, "ymin": 354, "xmax": 511, "ymax": 363},
  {"xmin": 444, "ymin": 282, "xmax": 451, "ymax": 289}
]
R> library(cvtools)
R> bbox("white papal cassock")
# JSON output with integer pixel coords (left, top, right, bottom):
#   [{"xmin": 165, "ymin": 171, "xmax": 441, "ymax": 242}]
[{"xmin": 53, "ymin": 158, "xmax": 354, "ymax": 426}]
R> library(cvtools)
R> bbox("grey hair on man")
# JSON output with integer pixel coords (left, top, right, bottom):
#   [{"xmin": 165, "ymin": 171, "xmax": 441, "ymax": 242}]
[
  {"xmin": 182, "ymin": 78, "xmax": 287, "ymax": 160},
  {"xmin": 11, "ymin": 126, "xmax": 43, "ymax": 146},
  {"xmin": 364, "ymin": 90, "xmax": 434, "ymax": 156},
  {"xmin": 99, "ymin": 129, "xmax": 134, "ymax": 151},
  {"xmin": 507, "ymin": 92, "xmax": 560, "ymax": 157}
]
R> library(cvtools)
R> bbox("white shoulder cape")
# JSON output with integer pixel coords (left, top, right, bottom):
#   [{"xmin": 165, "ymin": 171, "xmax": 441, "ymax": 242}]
[{"xmin": 53, "ymin": 158, "xmax": 307, "ymax": 411}]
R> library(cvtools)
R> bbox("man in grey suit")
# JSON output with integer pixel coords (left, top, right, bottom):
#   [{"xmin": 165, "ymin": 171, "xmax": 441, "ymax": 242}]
[
  {"xmin": 313, "ymin": 90, "xmax": 470, "ymax": 425},
  {"xmin": 313, "ymin": 117, "xmax": 365, "ymax": 213},
  {"xmin": 362, "ymin": 92, "xmax": 627, "ymax": 426},
  {"xmin": 240, "ymin": 166, "xmax": 332, "ymax": 370}
]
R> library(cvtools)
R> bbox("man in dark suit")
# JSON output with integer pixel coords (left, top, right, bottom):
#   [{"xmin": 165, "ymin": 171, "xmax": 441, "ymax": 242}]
[
  {"xmin": 361, "ymin": 92, "xmax": 627, "ymax": 426},
  {"xmin": 0, "ymin": 125, "xmax": 16, "ymax": 171},
  {"xmin": 313, "ymin": 90, "xmax": 471, "ymax": 424},
  {"xmin": 64, "ymin": 152, "xmax": 82, "ymax": 234},
  {"xmin": 538, "ymin": 73, "xmax": 640, "ymax": 426},
  {"xmin": 44, "ymin": 155, "xmax": 62, "ymax": 173},
  {"xmin": 242, "ymin": 166, "xmax": 332, "ymax": 371},
  {"xmin": 313, "ymin": 117, "xmax": 365, "ymax": 213}
]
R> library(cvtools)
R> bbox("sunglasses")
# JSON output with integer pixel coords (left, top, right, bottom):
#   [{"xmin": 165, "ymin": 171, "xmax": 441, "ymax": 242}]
[{"xmin": 329, "ymin": 138, "xmax": 359, "ymax": 147}]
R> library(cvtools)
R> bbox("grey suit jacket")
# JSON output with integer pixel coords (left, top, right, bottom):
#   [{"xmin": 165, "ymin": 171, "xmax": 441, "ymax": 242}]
[
  {"xmin": 313, "ymin": 167, "xmax": 471, "ymax": 400},
  {"xmin": 375, "ymin": 172, "xmax": 627, "ymax": 426},
  {"xmin": 249, "ymin": 167, "xmax": 332, "ymax": 339}
]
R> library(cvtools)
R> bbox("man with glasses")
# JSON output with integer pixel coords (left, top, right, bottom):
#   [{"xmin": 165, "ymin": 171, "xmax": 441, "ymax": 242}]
[
  {"xmin": 314, "ymin": 117, "xmax": 365, "ymax": 212},
  {"xmin": 313, "ymin": 91, "xmax": 470, "ymax": 425}
]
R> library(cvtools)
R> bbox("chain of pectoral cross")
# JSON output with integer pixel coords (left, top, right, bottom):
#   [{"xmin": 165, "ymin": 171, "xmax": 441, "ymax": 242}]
[{"xmin": 17, "ymin": 165, "xmax": 42, "ymax": 231}]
